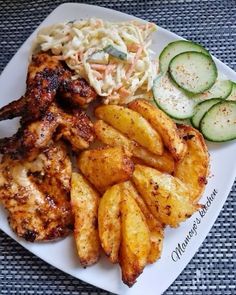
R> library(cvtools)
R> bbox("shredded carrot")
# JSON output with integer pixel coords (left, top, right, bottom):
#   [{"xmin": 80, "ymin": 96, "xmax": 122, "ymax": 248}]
[
  {"xmin": 126, "ymin": 46, "xmax": 143, "ymax": 79},
  {"xmin": 90, "ymin": 64, "xmax": 107, "ymax": 71},
  {"xmin": 127, "ymin": 43, "xmax": 140, "ymax": 52},
  {"xmin": 105, "ymin": 64, "xmax": 116, "ymax": 76},
  {"xmin": 138, "ymin": 23, "xmax": 155, "ymax": 30}
]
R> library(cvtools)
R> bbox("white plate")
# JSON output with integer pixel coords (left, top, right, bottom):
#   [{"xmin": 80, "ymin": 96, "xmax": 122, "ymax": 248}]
[{"xmin": 0, "ymin": 3, "xmax": 235, "ymax": 295}]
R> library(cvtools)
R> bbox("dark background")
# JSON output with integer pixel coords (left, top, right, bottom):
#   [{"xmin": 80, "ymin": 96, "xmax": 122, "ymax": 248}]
[{"xmin": 0, "ymin": 1, "xmax": 235, "ymax": 294}]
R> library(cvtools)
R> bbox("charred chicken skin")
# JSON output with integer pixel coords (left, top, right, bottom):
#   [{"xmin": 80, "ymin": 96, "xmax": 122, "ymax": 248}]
[
  {"xmin": 0, "ymin": 52, "xmax": 97, "ymax": 124},
  {"xmin": 0, "ymin": 103, "xmax": 95, "ymax": 160},
  {"xmin": 0, "ymin": 142, "xmax": 73, "ymax": 242}
]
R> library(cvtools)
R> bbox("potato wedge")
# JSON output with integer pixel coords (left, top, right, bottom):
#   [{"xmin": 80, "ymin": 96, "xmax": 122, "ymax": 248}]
[
  {"xmin": 77, "ymin": 146, "xmax": 134, "ymax": 193},
  {"xmin": 122, "ymin": 181, "xmax": 164, "ymax": 264},
  {"xmin": 94, "ymin": 120, "xmax": 133, "ymax": 155},
  {"xmin": 94, "ymin": 120, "xmax": 174, "ymax": 174},
  {"xmin": 71, "ymin": 172, "xmax": 100, "ymax": 266},
  {"xmin": 98, "ymin": 184, "xmax": 122, "ymax": 263},
  {"xmin": 120, "ymin": 187, "xmax": 151, "ymax": 286},
  {"xmin": 128, "ymin": 99, "xmax": 187, "ymax": 161},
  {"xmin": 175, "ymin": 124, "xmax": 210, "ymax": 202},
  {"xmin": 132, "ymin": 165, "xmax": 199, "ymax": 227},
  {"xmin": 95, "ymin": 105, "xmax": 163, "ymax": 155},
  {"xmin": 132, "ymin": 146, "xmax": 175, "ymax": 174}
]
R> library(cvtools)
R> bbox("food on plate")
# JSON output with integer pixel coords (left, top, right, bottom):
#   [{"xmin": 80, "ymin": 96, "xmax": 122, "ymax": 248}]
[
  {"xmin": 168, "ymin": 51, "xmax": 217, "ymax": 94},
  {"xmin": 175, "ymin": 124, "xmax": 210, "ymax": 202},
  {"xmin": 119, "ymin": 185, "xmax": 151, "ymax": 286},
  {"xmin": 77, "ymin": 146, "xmax": 134, "ymax": 193},
  {"xmin": 95, "ymin": 104, "xmax": 163, "ymax": 155},
  {"xmin": 191, "ymin": 98, "xmax": 221, "ymax": 129},
  {"xmin": 122, "ymin": 181, "xmax": 164, "ymax": 264},
  {"xmin": 227, "ymin": 82, "xmax": 236, "ymax": 101},
  {"xmin": 0, "ymin": 103, "xmax": 94, "ymax": 160},
  {"xmin": 132, "ymin": 165, "xmax": 199, "ymax": 227},
  {"xmin": 200, "ymin": 101, "xmax": 236, "ymax": 142},
  {"xmin": 98, "ymin": 184, "xmax": 122, "ymax": 263},
  {"xmin": 0, "ymin": 142, "xmax": 73, "ymax": 242},
  {"xmin": 153, "ymin": 74, "xmax": 196, "ymax": 119},
  {"xmin": 157, "ymin": 40, "xmax": 236, "ymax": 142},
  {"xmin": 71, "ymin": 172, "xmax": 100, "ymax": 266},
  {"xmin": 128, "ymin": 99, "xmax": 186, "ymax": 161},
  {"xmin": 94, "ymin": 119, "xmax": 175, "ymax": 173},
  {"xmin": 194, "ymin": 79, "xmax": 233, "ymax": 102},
  {"xmin": 159, "ymin": 40, "xmax": 210, "ymax": 73},
  {"xmin": 5, "ymin": 14, "xmax": 236, "ymax": 288},
  {"xmin": 34, "ymin": 19, "xmax": 157, "ymax": 103},
  {"xmin": 132, "ymin": 148, "xmax": 175, "ymax": 174},
  {"xmin": 0, "ymin": 53, "xmax": 97, "ymax": 125}
]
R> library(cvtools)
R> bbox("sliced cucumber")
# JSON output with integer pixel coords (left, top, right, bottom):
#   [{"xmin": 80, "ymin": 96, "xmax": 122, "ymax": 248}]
[
  {"xmin": 153, "ymin": 74, "xmax": 196, "ymax": 119},
  {"xmin": 159, "ymin": 40, "xmax": 210, "ymax": 73},
  {"xmin": 104, "ymin": 45, "xmax": 127, "ymax": 61},
  {"xmin": 200, "ymin": 101, "xmax": 236, "ymax": 142},
  {"xmin": 169, "ymin": 51, "xmax": 217, "ymax": 94},
  {"xmin": 227, "ymin": 82, "xmax": 236, "ymax": 101},
  {"xmin": 194, "ymin": 79, "xmax": 233, "ymax": 102},
  {"xmin": 191, "ymin": 98, "xmax": 221, "ymax": 129}
]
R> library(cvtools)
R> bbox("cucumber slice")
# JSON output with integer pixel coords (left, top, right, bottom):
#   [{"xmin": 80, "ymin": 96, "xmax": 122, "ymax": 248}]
[
  {"xmin": 191, "ymin": 98, "xmax": 221, "ymax": 129},
  {"xmin": 227, "ymin": 82, "xmax": 236, "ymax": 101},
  {"xmin": 200, "ymin": 101, "xmax": 236, "ymax": 142},
  {"xmin": 104, "ymin": 45, "xmax": 127, "ymax": 60},
  {"xmin": 153, "ymin": 74, "xmax": 196, "ymax": 119},
  {"xmin": 194, "ymin": 79, "xmax": 233, "ymax": 102},
  {"xmin": 159, "ymin": 40, "xmax": 210, "ymax": 73},
  {"xmin": 169, "ymin": 51, "xmax": 217, "ymax": 94}
]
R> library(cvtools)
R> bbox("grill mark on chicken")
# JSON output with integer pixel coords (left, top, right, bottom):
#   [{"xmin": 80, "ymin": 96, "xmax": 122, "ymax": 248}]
[
  {"xmin": 0, "ymin": 142, "xmax": 73, "ymax": 242},
  {"xmin": 0, "ymin": 52, "xmax": 97, "ymax": 123}
]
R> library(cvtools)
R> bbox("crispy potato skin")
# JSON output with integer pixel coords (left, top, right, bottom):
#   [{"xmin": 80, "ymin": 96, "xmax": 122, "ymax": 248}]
[
  {"xmin": 175, "ymin": 124, "xmax": 210, "ymax": 202},
  {"xmin": 122, "ymin": 181, "xmax": 164, "ymax": 264},
  {"xmin": 77, "ymin": 146, "xmax": 134, "ymax": 193},
  {"xmin": 132, "ymin": 165, "xmax": 199, "ymax": 227},
  {"xmin": 94, "ymin": 120, "xmax": 133, "ymax": 155},
  {"xmin": 94, "ymin": 120, "xmax": 174, "ymax": 174},
  {"xmin": 132, "ymin": 147, "xmax": 175, "ymax": 174},
  {"xmin": 98, "ymin": 184, "xmax": 122, "ymax": 263},
  {"xmin": 95, "ymin": 105, "xmax": 163, "ymax": 155},
  {"xmin": 128, "ymin": 100, "xmax": 187, "ymax": 161},
  {"xmin": 119, "ymin": 187, "xmax": 151, "ymax": 287},
  {"xmin": 71, "ymin": 172, "xmax": 100, "ymax": 266}
]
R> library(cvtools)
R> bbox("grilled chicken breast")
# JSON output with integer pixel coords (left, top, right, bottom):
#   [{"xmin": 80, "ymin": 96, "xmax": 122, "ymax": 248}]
[{"xmin": 0, "ymin": 142, "xmax": 73, "ymax": 242}]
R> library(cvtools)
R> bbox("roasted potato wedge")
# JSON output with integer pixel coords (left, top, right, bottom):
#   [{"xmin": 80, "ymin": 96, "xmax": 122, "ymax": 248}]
[
  {"xmin": 94, "ymin": 120, "xmax": 133, "ymax": 155},
  {"xmin": 122, "ymin": 181, "xmax": 164, "ymax": 264},
  {"xmin": 175, "ymin": 124, "xmax": 210, "ymax": 202},
  {"xmin": 95, "ymin": 105, "xmax": 163, "ymax": 155},
  {"xmin": 132, "ymin": 146, "xmax": 175, "ymax": 174},
  {"xmin": 71, "ymin": 172, "xmax": 100, "ymax": 266},
  {"xmin": 132, "ymin": 165, "xmax": 199, "ymax": 227},
  {"xmin": 128, "ymin": 99, "xmax": 187, "ymax": 161},
  {"xmin": 94, "ymin": 120, "xmax": 174, "ymax": 174},
  {"xmin": 120, "ymin": 186, "xmax": 151, "ymax": 286},
  {"xmin": 98, "ymin": 184, "xmax": 122, "ymax": 263},
  {"xmin": 77, "ymin": 146, "xmax": 134, "ymax": 193}
]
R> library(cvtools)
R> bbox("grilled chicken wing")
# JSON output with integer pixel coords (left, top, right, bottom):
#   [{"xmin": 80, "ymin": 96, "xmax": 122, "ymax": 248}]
[
  {"xmin": 0, "ymin": 142, "xmax": 73, "ymax": 242},
  {"xmin": 0, "ymin": 103, "xmax": 94, "ymax": 160},
  {"xmin": 0, "ymin": 53, "xmax": 97, "ymax": 123}
]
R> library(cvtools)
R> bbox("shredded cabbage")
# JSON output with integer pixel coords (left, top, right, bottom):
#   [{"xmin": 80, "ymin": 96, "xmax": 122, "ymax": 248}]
[{"xmin": 33, "ymin": 18, "xmax": 157, "ymax": 104}]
